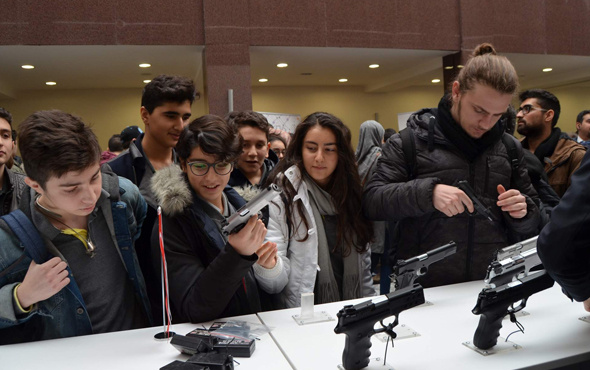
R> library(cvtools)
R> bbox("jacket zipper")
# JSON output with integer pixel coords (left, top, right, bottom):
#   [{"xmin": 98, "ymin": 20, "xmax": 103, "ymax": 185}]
[{"xmin": 466, "ymin": 164, "xmax": 475, "ymax": 280}]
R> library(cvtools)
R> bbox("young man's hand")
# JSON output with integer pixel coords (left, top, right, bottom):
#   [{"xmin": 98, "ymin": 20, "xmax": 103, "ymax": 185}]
[
  {"xmin": 584, "ymin": 297, "xmax": 590, "ymax": 312},
  {"xmin": 17, "ymin": 257, "xmax": 70, "ymax": 309},
  {"xmin": 228, "ymin": 215, "xmax": 267, "ymax": 256},
  {"xmin": 496, "ymin": 185, "xmax": 527, "ymax": 219},
  {"xmin": 255, "ymin": 241, "xmax": 278, "ymax": 269},
  {"xmin": 433, "ymin": 184, "xmax": 474, "ymax": 217}
]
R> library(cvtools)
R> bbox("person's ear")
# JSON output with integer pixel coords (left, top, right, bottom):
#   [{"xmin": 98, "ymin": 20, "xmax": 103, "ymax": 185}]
[
  {"xmin": 25, "ymin": 177, "xmax": 44, "ymax": 195},
  {"xmin": 140, "ymin": 107, "xmax": 150, "ymax": 127},
  {"xmin": 451, "ymin": 81, "xmax": 461, "ymax": 101},
  {"xmin": 544, "ymin": 110, "xmax": 555, "ymax": 125},
  {"xmin": 266, "ymin": 142, "xmax": 271, "ymax": 158}
]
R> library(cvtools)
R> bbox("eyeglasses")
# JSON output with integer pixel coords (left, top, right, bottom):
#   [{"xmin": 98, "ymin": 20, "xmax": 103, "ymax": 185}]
[
  {"xmin": 517, "ymin": 104, "xmax": 548, "ymax": 115},
  {"xmin": 186, "ymin": 161, "xmax": 233, "ymax": 176}
]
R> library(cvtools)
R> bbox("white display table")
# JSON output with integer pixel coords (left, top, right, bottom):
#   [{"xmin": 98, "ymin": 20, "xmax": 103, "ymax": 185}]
[
  {"xmin": 2, "ymin": 282, "xmax": 590, "ymax": 370},
  {"xmin": 0, "ymin": 314, "xmax": 291, "ymax": 370},
  {"xmin": 257, "ymin": 281, "xmax": 590, "ymax": 370}
]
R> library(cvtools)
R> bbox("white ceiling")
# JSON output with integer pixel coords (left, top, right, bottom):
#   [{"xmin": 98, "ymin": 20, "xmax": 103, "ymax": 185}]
[{"xmin": 0, "ymin": 45, "xmax": 589, "ymax": 100}]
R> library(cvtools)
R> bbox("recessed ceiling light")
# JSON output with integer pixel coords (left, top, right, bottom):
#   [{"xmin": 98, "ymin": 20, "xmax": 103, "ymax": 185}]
[
  {"xmin": 431, "ymin": 79, "xmax": 441, "ymax": 83},
  {"xmin": 143, "ymin": 80, "xmax": 152, "ymax": 83},
  {"xmin": 277, "ymin": 63, "xmax": 288, "ymax": 68},
  {"xmin": 339, "ymin": 78, "xmax": 348, "ymax": 83},
  {"xmin": 457, "ymin": 65, "xmax": 464, "ymax": 69},
  {"xmin": 444, "ymin": 66, "xmax": 453, "ymax": 70},
  {"xmin": 259, "ymin": 78, "xmax": 268, "ymax": 83},
  {"xmin": 542, "ymin": 68, "xmax": 553, "ymax": 72},
  {"xmin": 369, "ymin": 64, "xmax": 380, "ymax": 69},
  {"xmin": 139, "ymin": 63, "xmax": 151, "ymax": 68},
  {"xmin": 21, "ymin": 65, "xmax": 35, "ymax": 69},
  {"xmin": 45, "ymin": 81, "xmax": 57, "ymax": 86}
]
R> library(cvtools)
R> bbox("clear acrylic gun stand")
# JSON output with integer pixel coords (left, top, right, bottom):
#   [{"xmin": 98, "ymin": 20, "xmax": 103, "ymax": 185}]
[
  {"xmin": 292, "ymin": 293, "xmax": 334, "ymax": 325},
  {"xmin": 463, "ymin": 338, "xmax": 522, "ymax": 356}
]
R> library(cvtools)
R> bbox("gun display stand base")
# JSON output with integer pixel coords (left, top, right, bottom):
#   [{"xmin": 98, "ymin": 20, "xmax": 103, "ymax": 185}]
[
  {"xmin": 337, "ymin": 356, "xmax": 396, "ymax": 370},
  {"xmin": 462, "ymin": 337, "xmax": 522, "ymax": 356},
  {"xmin": 374, "ymin": 324, "xmax": 421, "ymax": 342},
  {"xmin": 578, "ymin": 316, "xmax": 590, "ymax": 324},
  {"xmin": 292, "ymin": 311, "xmax": 334, "ymax": 325},
  {"xmin": 504, "ymin": 310, "xmax": 529, "ymax": 319}
]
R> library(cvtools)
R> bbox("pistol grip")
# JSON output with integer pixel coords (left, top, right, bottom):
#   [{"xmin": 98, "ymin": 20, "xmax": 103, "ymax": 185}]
[
  {"xmin": 473, "ymin": 305, "xmax": 508, "ymax": 350},
  {"xmin": 342, "ymin": 330, "xmax": 372, "ymax": 370}
]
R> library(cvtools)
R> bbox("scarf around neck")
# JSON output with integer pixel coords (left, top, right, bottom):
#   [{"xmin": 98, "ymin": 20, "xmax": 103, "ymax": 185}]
[
  {"xmin": 302, "ymin": 174, "xmax": 361, "ymax": 304},
  {"xmin": 437, "ymin": 96, "xmax": 505, "ymax": 160},
  {"xmin": 528, "ymin": 127, "xmax": 562, "ymax": 165}
]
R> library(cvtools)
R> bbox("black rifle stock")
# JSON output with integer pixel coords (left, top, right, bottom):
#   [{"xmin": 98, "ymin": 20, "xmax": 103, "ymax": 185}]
[
  {"xmin": 334, "ymin": 284, "xmax": 425, "ymax": 369},
  {"xmin": 471, "ymin": 271, "xmax": 554, "ymax": 350},
  {"xmin": 393, "ymin": 242, "xmax": 457, "ymax": 290},
  {"xmin": 221, "ymin": 184, "xmax": 281, "ymax": 235}
]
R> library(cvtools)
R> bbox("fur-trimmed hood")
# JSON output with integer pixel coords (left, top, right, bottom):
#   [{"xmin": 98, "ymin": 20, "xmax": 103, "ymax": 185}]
[{"xmin": 151, "ymin": 164, "xmax": 192, "ymax": 217}]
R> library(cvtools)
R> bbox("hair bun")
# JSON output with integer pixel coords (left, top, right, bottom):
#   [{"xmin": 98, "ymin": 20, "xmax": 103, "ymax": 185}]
[{"xmin": 472, "ymin": 43, "xmax": 497, "ymax": 57}]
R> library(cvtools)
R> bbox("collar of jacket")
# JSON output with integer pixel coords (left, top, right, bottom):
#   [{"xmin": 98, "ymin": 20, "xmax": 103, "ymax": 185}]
[{"xmin": 151, "ymin": 164, "xmax": 246, "ymax": 217}]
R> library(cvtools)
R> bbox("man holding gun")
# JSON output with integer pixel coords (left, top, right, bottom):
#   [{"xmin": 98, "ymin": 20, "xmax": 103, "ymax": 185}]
[{"xmin": 363, "ymin": 43, "xmax": 540, "ymax": 287}]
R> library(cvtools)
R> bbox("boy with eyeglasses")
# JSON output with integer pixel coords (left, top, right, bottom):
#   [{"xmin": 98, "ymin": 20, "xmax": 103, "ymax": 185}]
[
  {"xmin": 516, "ymin": 89, "xmax": 586, "ymax": 197},
  {"xmin": 150, "ymin": 115, "xmax": 278, "ymax": 323}
]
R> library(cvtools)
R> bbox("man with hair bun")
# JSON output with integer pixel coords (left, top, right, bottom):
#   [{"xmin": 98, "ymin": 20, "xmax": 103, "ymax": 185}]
[{"xmin": 363, "ymin": 43, "xmax": 540, "ymax": 287}]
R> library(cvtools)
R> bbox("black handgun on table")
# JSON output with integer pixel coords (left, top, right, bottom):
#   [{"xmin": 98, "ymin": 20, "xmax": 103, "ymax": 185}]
[
  {"xmin": 392, "ymin": 242, "xmax": 457, "ymax": 290},
  {"xmin": 221, "ymin": 184, "xmax": 281, "ymax": 235},
  {"xmin": 457, "ymin": 180, "xmax": 496, "ymax": 222},
  {"xmin": 471, "ymin": 236, "xmax": 554, "ymax": 349},
  {"xmin": 334, "ymin": 284, "xmax": 425, "ymax": 369}
]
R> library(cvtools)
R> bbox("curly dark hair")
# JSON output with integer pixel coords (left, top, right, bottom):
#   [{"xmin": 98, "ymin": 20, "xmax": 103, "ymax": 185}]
[
  {"xmin": 266, "ymin": 112, "xmax": 373, "ymax": 255},
  {"xmin": 176, "ymin": 114, "xmax": 242, "ymax": 165},
  {"xmin": 141, "ymin": 75, "xmax": 198, "ymax": 113}
]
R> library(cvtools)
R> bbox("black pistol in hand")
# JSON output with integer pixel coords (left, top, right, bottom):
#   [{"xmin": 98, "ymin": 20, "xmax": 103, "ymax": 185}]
[
  {"xmin": 334, "ymin": 284, "xmax": 425, "ymax": 370},
  {"xmin": 221, "ymin": 184, "xmax": 281, "ymax": 235},
  {"xmin": 471, "ymin": 236, "xmax": 554, "ymax": 350},
  {"xmin": 392, "ymin": 242, "xmax": 457, "ymax": 290},
  {"xmin": 456, "ymin": 180, "xmax": 496, "ymax": 222}
]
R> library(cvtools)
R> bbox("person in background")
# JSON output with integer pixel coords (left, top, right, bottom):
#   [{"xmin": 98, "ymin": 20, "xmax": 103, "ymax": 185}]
[
  {"xmin": 0, "ymin": 107, "xmax": 26, "ymax": 216},
  {"xmin": 269, "ymin": 134, "xmax": 287, "ymax": 161},
  {"xmin": 0, "ymin": 110, "xmax": 150, "ymax": 344},
  {"xmin": 227, "ymin": 111, "xmax": 279, "ymax": 201},
  {"xmin": 355, "ymin": 120, "xmax": 386, "ymax": 284},
  {"xmin": 151, "ymin": 114, "xmax": 278, "ymax": 323},
  {"xmin": 254, "ymin": 112, "xmax": 374, "ymax": 308},
  {"xmin": 363, "ymin": 43, "xmax": 540, "ymax": 288},
  {"xmin": 383, "ymin": 128, "xmax": 397, "ymax": 144},
  {"xmin": 100, "ymin": 134, "xmax": 124, "ymax": 165},
  {"xmin": 105, "ymin": 75, "xmax": 197, "ymax": 324},
  {"xmin": 516, "ymin": 89, "xmax": 586, "ymax": 197},
  {"xmin": 573, "ymin": 109, "xmax": 590, "ymax": 148},
  {"xmin": 119, "ymin": 125, "xmax": 143, "ymax": 150}
]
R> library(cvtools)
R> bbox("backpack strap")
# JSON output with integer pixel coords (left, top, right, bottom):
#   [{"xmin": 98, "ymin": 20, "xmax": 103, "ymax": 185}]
[
  {"xmin": 399, "ymin": 127, "xmax": 417, "ymax": 180},
  {"xmin": 0, "ymin": 209, "xmax": 49, "ymax": 264},
  {"xmin": 501, "ymin": 134, "xmax": 522, "ymax": 188}
]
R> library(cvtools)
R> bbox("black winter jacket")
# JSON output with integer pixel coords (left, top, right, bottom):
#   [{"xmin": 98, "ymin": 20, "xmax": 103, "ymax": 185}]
[
  {"xmin": 363, "ymin": 108, "xmax": 540, "ymax": 287},
  {"xmin": 538, "ymin": 149, "xmax": 590, "ymax": 302},
  {"xmin": 150, "ymin": 165, "xmax": 262, "ymax": 324}
]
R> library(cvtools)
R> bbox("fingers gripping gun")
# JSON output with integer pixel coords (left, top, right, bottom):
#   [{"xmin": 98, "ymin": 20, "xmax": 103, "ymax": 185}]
[
  {"xmin": 457, "ymin": 180, "xmax": 497, "ymax": 222},
  {"xmin": 221, "ymin": 184, "xmax": 281, "ymax": 235},
  {"xmin": 334, "ymin": 284, "xmax": 425, "ymax": 370},
  {"xmin": 471, "ymin": 236, "xmax": 554, "ymax": 350},
  {"xmin": 393, "ymin": 242, "xmax": 457, "ymax": 290}
]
